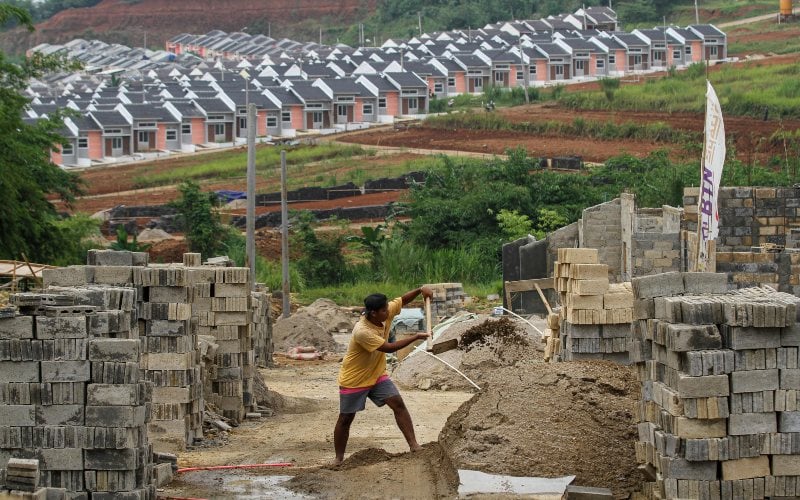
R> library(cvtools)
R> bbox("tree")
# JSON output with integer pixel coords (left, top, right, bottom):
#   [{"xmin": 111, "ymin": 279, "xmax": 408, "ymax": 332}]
[
  {"xmin": 0, "ymin": 5, "xmax": 87, "ymax": 264},
  {"xmin": 171, "ymin": 181, "xmax": 228, "ymax": 260}
]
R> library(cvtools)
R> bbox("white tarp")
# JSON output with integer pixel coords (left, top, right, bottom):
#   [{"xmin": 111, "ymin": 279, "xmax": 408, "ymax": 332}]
[
  {"xmin": 697, "ymin": 80, "xmax": 726, "ymax": 271},
  {"xmin": 458, "ymin": 469, "xmax": 575, "ymax": 497}
]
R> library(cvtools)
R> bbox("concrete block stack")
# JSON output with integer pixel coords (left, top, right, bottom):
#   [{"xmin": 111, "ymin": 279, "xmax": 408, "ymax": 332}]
[
  {"xmin": 251, "ymin": 289, "xmax": 273, "ymax": 368},
  {"xmin": 553, "ymin": 248, "xmax": 633, "ymax": 363},
  {"xmin": 543, "ymin": 312, "xmax": 561, "ymax": 362},
  {"xmin": 133, "ymin": 266, "xmax": 203, "ymax": 453},
  {"xmin": 187, "ymin": 265, "xmax": 254, "ymax": 423},
  {"xmin": 0, "ymin": 289, "xmax": 155, "ymax": 499},
  {"xmin": 423, "ymin": 283, "xmax": 466, "ymax": 323},
  {"xmin": 630, "ymin": 271, "xmax": 800, "ymax": 499}
]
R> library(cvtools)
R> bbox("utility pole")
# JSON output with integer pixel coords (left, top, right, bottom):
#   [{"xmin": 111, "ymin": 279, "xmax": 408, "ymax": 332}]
[
  {"xmin": 694, "ymin": 0, "xmax": 699, "ymax": 24},
  {"xmin": 280, "ymin": 150, "xmax": 290, "ymax": 318},
  {"xmin": 319, "ymin": 26, "xmax": 322, "ymax": 45},
  {"xmin": 143, "ymin": 31, "xmax": 147, "ymax": 50},
  {"xmin": 519, "ymin": 36, "xmax": 529, "ymax": 104},
  {"xmin": 418, "ymin": 12, "xmax": 422, "ymax": 36},
  {"xmin": 246, "ymin": 103, "xmax": 256, "ymax": 289}
]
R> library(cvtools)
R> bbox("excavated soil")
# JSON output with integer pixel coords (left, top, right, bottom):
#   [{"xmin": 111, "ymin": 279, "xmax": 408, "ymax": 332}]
[
  {"xmin": 439, "ymin": 360, "xmax": 642, "ymax": 498},
  {"xmin": 392, "ymin": 314, "xmax": 544, "ymax": 391},
  {"xmin": 272, "ymin": 311, "xmax": 341, "ymax": 354},
  {"xmin": 286, "ymin": 442, "xmax": 460, "ymax": 499}
]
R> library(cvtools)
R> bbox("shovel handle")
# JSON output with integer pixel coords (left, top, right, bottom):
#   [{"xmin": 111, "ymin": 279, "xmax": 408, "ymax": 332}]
[{"xmin": 425, "ymin": 297, "xmax": 432, "ymax": 351}]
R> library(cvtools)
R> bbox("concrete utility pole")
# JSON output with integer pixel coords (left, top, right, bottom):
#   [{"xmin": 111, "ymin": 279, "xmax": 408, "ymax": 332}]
[
  {"xmin": 418, "ymin": 12, "xmax": 422, "ymax": 36},
  {"xmin": 694, "ymin": 0, "xmax": 700, "ymax": 24},
  {"xmin": 518, "ymin": 36, "xmax": 529, "ymax": 104},
  {"xmin": 280, "ymin": 150, "xmax": 291, "ymax": 318},
  {"xmin": 246, "ymin": 103, "xmax": 257, "ymax": 289}
]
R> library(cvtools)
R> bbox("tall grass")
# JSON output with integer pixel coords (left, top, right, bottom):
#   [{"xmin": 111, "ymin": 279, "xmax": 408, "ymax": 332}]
[
  {"xmin": 132, "ymin": 144, "xmax": 369, "ymax": 188},
  {"xmin": 425, "ymin": 112, "xmax": 698, "ymax": 143},
  {"xmin": 560, "ymin": 60, "xmax": 800, "ymax": 119}
]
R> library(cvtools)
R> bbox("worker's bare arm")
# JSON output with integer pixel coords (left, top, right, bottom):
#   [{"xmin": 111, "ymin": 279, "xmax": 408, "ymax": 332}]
[
  {"xmin": 400, "ymin": 286, "xmax": 434, "ymax": 306},
  {"xmin": 376, "ymin": 332, "xmax": 430, "ymax": 353}
]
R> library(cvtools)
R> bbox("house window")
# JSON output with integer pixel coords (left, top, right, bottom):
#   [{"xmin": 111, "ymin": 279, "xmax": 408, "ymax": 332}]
[
  {"xmin": 111, "ymin": 137, "xmax": 123, "ymax": 149},
  {"xmin": 609, "ymin": 54, "xmax": 616, "ymax": 64},
  {"xmin": 182, "ymin": 123, "xmax": 191, "ymax": 134},
  {"xmin": 267, "ymin": 115, "xmax": 278, "ymax": 127},
  {"xmin": 238, "ymin": 117, "xmax": 247, "ymax": 130},
  {"xmin": 434, "ymin": 82, "xmax": 443, "ymax": 93},
  {"xmin": 654, "ymin": 51, "xmax": 664, "ymax": 62},
  {"xmin": 207, "ymin": 114, "xmax": 226, "ymax": 120},
  {"xmin": 78, "ymin": 137, "xmax": 88, "ymax": 149},
  {"xmin": 473, "ymin": 77, "xmax": 483, "ymax": 88},
  {"xmin": 61, "ymin": 143, "xmax": 74, "ymax": 155},
  {"xmin": 447, "ymin": 77, "xmax": 455, "ymax": 87},
  {"xmin": 596, "ymin": 59, "xmax": 605, "ymax": 69},
  {"xmin": 407, "ymin": 97, "xmax": 418, "ymax": 109},
  {"xmin": 138, "ymin": 122, "xmax": 156, "ymax": 128},
  {"xmin": 673, "ymin": 49, "xmax": 681, "ymax": 60},
  {"xmin": 363, "ymin": 103, "xmax": 373, "ymax": 115},
  {"xmin": 378, "ymin": 97, "xmax": 387, "ymax": 109},
  {"xmin": 555, "ymin": 65, "xmax": 564, "ymax": 76},
  {"xmin": 312, "ymin": 111, "xmax": 323, "ymax": 123},
  {"xmin": 282, "ymin": 111, "xmax": 291, "ymax": 123},
  {"xmin": 710, "ymin": 46, "xmax": 719, "ymax": 57},
  {"xmin": 137, "ymin": 131, "xmax": 149, "ymax": 143},
  {"xmin": 575, "ymin": 60, "xmax": 586, "ymax": 71},
  {"xmin": 529, "ymin": 65, "xmax": 537, "ymax": 75},
  {"xmin": 516, "ymin": 71, "xmax": 523, "ymax": 81},
  {"xmin": 214, "ymin": 123, "xmax": 225, "ymax": 136},
  {"xmin": 166, "ymin": 129, "xmax": 177, "ymax": 141},
  {"xmin": 493, "ymin": 71, "xmax": 505, "ymax": 83},
  {"xmin": 104, "ymin": 129, "xmax": 122, "ymax": 135},
  {"xmin": 685, "ymin": 46, "xmax": 692, "ymax": 55}
]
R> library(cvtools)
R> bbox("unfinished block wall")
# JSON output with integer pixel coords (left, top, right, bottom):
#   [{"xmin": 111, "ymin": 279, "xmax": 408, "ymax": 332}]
[
  {"xmin": 716, "ymin": 251, "xmax": 800, "ymax": 297},
  {"xmin": 551, "ymin": 248, "xmax": 633, "ymax": 364},
  {"xmin": 0, "ymin": 288, "xmax": 155, "ymax": 499},
  {"xmin": 631, "ymin": 271, "xmax": 800, "ymax": 499},
  {"xmin": 579, "ymin": 198, "xmax": 623, "ymax": 282}
]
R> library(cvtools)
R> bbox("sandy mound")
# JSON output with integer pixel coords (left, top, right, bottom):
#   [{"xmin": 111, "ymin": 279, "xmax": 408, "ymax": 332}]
[
  {"xmin": 300, "ymin": 298, "xmax": 358, "ymax": 333},
  {"xmin": 392, "ymin": 315, "xmax": 543, "ymax": 391},
  {"xmin": 286, "ymin": 442, "xmax": 458, "ymax": 499},
  {"xmin": 273, "ymin": 311, "xmax": 341, "ymax": 353},
  {"xmin": 137, "ymin": 228, "xmax": 174, "ymax": 242},
  {"xmin": 439, "ymin": 360, "xmax": 642, "ymax": 497}
]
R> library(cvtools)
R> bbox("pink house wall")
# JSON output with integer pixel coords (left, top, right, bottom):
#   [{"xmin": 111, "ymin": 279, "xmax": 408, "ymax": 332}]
[
  {"xmin": 535, "ymin": 60, "xmax": 547, "ymax": 81},
  {"xmin": 156, "ymin": 124, "xmax": 167, "ymax": 150},
  {"xmin": 257, "ymin": 110, "xmax": 267, "ymax": 136},
  {"xmin": 191, "ymin": 118, "xmax": 205, "ymax": 144},
  {"xmin": 51, "ymin": 148, "xmax": 63, "ymax": 165},
  {"xmin": 454, "ymin": 72, "xmax": 467, "ymax": 93},
  {"xmin": 290, "ymin": 106, "xmax": 304, "ymax": 129},
  {"xmin": 354, "ymin": 98, "xmax": 365, "ymax": 122},
  {"xmin": 589, "ymin": 54, "xmax": 597, "ymax": 76},
  {"xmin": 615, "ymin": 49, "xmax": 627, "ymax": 73},
  {"xmin": 691, "ymin": 41, "xmax": 703, "ymax": 62},
  {"xmin": 88, "ymin": 131, "xmax": 103, "ymax": 159},
  {"xmin": 385, "ymin": 92, "xmax": 400, "ymax": 116}
]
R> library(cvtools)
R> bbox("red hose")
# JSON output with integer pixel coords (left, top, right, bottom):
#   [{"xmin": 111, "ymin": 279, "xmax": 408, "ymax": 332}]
[{"xmin": 176, "ymin": 462, "xmax": 294, "ymax": 473}]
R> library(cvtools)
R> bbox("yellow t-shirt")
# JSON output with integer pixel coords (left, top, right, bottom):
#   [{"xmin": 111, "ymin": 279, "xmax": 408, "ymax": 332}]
[{"xmin": 338, "ymin": 297, "xmax": 402, "ymax": 388}]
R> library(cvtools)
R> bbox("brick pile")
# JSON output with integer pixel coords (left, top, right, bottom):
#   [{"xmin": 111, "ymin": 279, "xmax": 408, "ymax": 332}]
[
  {"xmin": 251, "ymin": 289, "xmax": 273, "ymax": 368},
  {"xmin": 552, "ymin": 248, "xmax": 633, "ymax": 363},
  {"xmin": 133, "ymin": 265, "xmax": 203, "ymax": 454},
  {"xmin": 187, "ymin": 264, "xmax": 255, "ymax": 422},
  {"xmin": 423, "ymin": 283, "xmax": 466, "ymax": 323},
  {"xmin": 0, "ymin": 288, "xmax": 154, "ymax": 499},
  {"xmin": 631, "ymin": 271, "xmax": 800, "ymax": 499}
]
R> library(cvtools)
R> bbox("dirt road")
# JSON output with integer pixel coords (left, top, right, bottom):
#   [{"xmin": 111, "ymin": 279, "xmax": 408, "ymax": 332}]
[{"xmin": 160, "ymin": 359, "xmax": 474, "ymax": 499}]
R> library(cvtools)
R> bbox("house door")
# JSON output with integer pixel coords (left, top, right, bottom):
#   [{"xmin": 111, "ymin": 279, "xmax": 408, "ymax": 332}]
[
  {"xmin": 473, "ymin": 77, "xmax": 483, "ymax": 91},
  {"xmin": 238, "ymin": 116, "xmax": 248, "ymax": 137},
  {"xmin": 406, "ymin": 97, "xmax": 419, "ymax": 115},
  {"xmin": 111, "ymin": 137, "xmax": 123, "ymax": 156},
  {"xmin": 312, "ymin": 111, "xmax": 324, "ymax": 129},
  {"xmin": 632, "ymin": 55, "xmax": 643, "ymax": 71},
  {"xmin": 137, "ymin": 130, "xmax": 150, "ymax": 150},
  {"xmin": 575, "ymin": 60, "xmax": 586, "ymax": 77},
  {"xmin": 336, "ymin": 105, "xmax": 349, "ymax": 124}
]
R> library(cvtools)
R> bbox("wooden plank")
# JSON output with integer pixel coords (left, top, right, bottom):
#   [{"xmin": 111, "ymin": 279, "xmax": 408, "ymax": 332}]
[
  {"xmin": 431, "ymin": 338, "xmax": 458, "ymax": 355},
  {"xmin": 504, "ymin": 278, "xmax": 555, "ymax": 294},
  {"xmin": 534, "ymin": 283, "xmax": 553, "ymax": 315},
  {"xmin": 425, "ymin": 297, "xmax": 433, "ymax": 352}
]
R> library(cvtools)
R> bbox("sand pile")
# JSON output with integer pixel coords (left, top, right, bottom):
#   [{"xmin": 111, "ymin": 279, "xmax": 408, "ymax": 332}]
[
  {"xmin": 392, "ymin": 315, "xmax": 543, "ymax": 391},
  {"xmin": 273, "ymin": 312, "xmax": 341, "ymax": 353},
  {"xmin": 300, "ymin": 298, "xmax": 358, "ymax": 333},
  {"xmin": 439, "ymin": 360, "xmax": 642, "ymax": 497},
  {"xmin": 286, "ymin": 443, "xmax": 458, "ymax": 499}
]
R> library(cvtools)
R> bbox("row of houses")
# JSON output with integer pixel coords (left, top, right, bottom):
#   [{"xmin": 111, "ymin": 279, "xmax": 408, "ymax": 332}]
[{"xmin": 25, "ymin": 7, "xmax": 727, "ymax": 168}]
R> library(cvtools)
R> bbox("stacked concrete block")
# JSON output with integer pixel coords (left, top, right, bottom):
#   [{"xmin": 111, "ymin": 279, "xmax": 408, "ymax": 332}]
[
  {"xmin": 422, "ymin": 283, "xmax": 466, "ymax": 323},
  {"xmin": 133, "ymin": 266, "xmax": 203, "ymax": 453},
  {"xmin": 554, "ymin": 248, "xmax": 633, "ymax": 363},
  {"xmin": 543, "ymin": 311, "xmax": 561, "ymax": 362},
  {"xmin": 188, "ymin": 265, "xmax": 254, "ymax": 423},
  {"xmin": 630, "ymin": 271, "xmax": 800, "ymax": 499},
  {"xmin": 251, "ymin": 290, "xmax": 273, "ymax": 368},
  {"xmin": 0, "ymin": 289, "xmax": 155, "ymax": 499}
]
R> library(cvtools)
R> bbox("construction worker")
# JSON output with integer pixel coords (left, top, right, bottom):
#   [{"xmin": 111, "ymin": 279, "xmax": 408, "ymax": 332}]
[{"xmin": 333, "ymin": 286, "xmax": 433, "ymax": 465}]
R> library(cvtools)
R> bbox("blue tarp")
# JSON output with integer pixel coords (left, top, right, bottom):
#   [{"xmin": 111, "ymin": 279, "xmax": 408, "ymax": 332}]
[{"xmin": 215, "ymin": 190, "xmax": 247, "ymax": 203}]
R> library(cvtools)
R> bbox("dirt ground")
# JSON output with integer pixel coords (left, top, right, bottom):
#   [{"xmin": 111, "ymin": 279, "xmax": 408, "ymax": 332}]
[{"xmin": 161, "ymin": 315, "xmax": 641, "ymax": 499}]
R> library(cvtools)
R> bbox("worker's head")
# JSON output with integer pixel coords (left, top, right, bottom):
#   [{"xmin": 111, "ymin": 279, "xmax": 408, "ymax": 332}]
[{"xmin": 363, "ymin": 293, "xmax": 389, "ymax": 324}]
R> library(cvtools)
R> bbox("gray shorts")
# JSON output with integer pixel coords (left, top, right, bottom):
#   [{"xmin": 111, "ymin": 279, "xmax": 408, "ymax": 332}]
[{"xmin": 339, "ymin": 378, "xmax": 400, "ymax": 414}]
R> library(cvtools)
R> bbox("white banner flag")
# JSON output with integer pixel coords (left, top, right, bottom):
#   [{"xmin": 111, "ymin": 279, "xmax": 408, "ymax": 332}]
[{"xmin": 697, "ymin": 81, "xmax": 726, "ymax": 271}]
